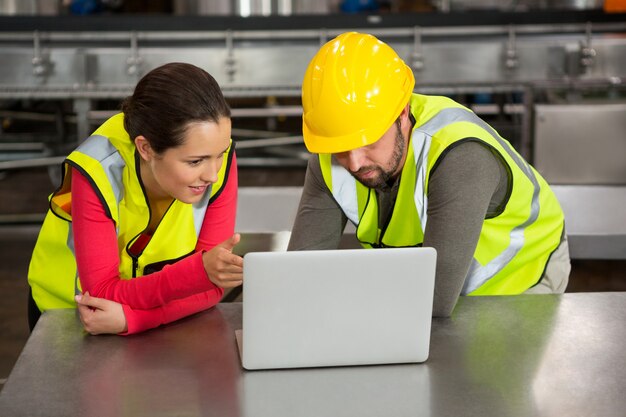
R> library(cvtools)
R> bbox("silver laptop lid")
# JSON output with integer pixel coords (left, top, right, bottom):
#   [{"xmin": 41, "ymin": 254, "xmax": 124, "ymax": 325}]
[{"xmin": 239, "ymin": 247, "xmax": 436, "ymax": 370}]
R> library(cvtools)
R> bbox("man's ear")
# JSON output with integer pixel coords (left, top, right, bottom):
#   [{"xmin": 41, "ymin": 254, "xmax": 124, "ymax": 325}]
[
  {"xmin": 400, "ymin": 103, "xmax": 411, "ymax": 123},
  {"xmin": 134, "ymin": 136, "xmax": 153, "ymax": 161},
  {"xmin": 398, "ymin": 103, "xmax": 412, "ymax": 133}
]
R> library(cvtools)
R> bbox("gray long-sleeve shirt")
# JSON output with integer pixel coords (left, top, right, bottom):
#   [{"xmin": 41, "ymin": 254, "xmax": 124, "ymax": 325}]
[{"xmin": 287, "ymin": 140, "xmax": 509, "ymax": 317}]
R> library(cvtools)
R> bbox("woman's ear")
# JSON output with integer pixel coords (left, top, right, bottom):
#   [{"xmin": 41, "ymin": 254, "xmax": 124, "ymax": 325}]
[{"xmin": 134, "ymin": 136, "xmax": 153, "ymax": 161}]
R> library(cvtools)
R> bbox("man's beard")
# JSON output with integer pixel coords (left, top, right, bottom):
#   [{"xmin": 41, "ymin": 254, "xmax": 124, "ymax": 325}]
[{"xmin": 351, "ymin": 123, "xmax": 406, "ymax": 190}]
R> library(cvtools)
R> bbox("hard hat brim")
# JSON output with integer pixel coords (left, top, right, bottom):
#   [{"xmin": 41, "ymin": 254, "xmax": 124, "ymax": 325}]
[{"xmin": 303, "ymin": 117, "xmax": 388, "ymax": 154}]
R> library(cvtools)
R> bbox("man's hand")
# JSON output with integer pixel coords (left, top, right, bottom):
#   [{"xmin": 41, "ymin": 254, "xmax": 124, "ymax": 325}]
[
  {"xmin": 202, "ymin": 233, "xmax": 244, "ymax": 288},
  {"xmin": 75, "ymin": 292, "xmax": 128, "ymax": 335}
]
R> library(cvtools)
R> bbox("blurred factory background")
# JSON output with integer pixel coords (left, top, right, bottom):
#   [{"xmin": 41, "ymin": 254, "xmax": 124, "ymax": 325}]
[{"xmin": 1, "ymin": 0, "xmax": 625, "ymax": 388}]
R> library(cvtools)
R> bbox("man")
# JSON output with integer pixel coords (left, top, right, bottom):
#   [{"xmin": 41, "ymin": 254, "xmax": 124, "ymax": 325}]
[{"xmin": 287, "ymin": 32, "xmax": 570, "ymax": 317}]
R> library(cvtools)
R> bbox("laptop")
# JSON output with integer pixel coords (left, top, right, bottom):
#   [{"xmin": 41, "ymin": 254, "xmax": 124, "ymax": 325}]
[{"xmin": 235, "ymin": 247, "xmax": 437, "ymax": 370}]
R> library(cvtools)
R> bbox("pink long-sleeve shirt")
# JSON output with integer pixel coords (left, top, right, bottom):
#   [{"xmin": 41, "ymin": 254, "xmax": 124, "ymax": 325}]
[{"xmin": 71, "ymin": 154, "xmax": 238, "ymax": 334}]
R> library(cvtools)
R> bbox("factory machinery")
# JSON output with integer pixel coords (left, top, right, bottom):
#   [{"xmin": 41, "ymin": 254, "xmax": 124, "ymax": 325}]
[
  {"xmin": 0, "ymin": 10, "xmax": 625, "ymax": 170},
  {"xmin": 0, "ymin": 10, "xmax": 625, "ymax": 259}
]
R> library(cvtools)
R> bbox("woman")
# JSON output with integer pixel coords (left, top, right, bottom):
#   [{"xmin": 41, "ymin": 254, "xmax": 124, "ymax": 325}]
[{"xmin": 27, "ymin": 62, "xmax": 243, "ymax": 335}]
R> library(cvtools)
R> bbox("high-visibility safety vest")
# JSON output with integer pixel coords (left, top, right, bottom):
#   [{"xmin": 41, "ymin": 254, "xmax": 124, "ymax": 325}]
[
  {"xmin": 28, "ymin": 113, "xmax": 234, "ymax": 311},
  {"xmin": 319, "ymin": 94, "xmax": 564, "ymax": 295}
]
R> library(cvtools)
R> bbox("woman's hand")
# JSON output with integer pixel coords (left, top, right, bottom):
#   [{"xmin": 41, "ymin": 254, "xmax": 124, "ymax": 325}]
[
  {"xmin": 202, "ymin": 233, "xmax": 244, "ymax": 288},
  {"xmin": 75, "ymin": 292, "xmax": 128, "ymax": 335}
]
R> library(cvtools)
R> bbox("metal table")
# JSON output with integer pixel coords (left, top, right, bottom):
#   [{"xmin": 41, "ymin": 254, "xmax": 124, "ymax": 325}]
[{"xmin": 1, "ymin": 293, "xmax": 624, "ymax": 417}]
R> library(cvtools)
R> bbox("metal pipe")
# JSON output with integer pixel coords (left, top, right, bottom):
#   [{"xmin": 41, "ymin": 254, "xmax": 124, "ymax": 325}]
[
  {"xmin": 231, "ymin": 106, "xmax": 302, "ymax": 117},
  {"xmin": 1, "ymin": 21, "xmax": 625, "ymax": 42},
  {"xmin": 0, "ymin": 155, "xmax": 64, "ymax": 170},
  {"xmin": 236, "ymin": 156, "xmax": 307, "ymax": 166},
  {"xmin": 235, "ymin": 135, "xmax": 302, "ymax": 149},
  {"xmin": 0, "ymin": 142, "xmax": 46, "ymax": 151},
  {"xmin": 85, "ymin": 106, "xmax": 303, "ymax": 121}
]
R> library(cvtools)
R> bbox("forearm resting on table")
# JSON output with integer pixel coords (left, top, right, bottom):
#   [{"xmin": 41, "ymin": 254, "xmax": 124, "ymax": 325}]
[
  {"xmin": 424, "ymin": 142, "xmax": 502, "ymax": 317},
  {"xmin": 121, "ymin": 288, "xmax": 224, "ymax": 335}
]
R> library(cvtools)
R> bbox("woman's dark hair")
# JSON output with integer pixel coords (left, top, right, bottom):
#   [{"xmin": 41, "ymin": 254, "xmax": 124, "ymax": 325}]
[{"xmin": 121, "ymin": 62, "xmax": 230, "ymax": 154}]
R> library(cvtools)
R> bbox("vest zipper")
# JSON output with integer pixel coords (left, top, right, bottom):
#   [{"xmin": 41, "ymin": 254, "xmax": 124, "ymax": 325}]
[
  {"xmin": 132, "ymin": 256, "xmax": 138, "ymax": 278},
  {"xmin": 126, "ymin": 199, "xmax": 174, "ymax": 279}
]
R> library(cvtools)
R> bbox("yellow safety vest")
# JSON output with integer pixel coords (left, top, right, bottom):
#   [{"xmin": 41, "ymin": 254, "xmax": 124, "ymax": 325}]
[
  {"xmin": 28, "ymin": 113, "xmax": 234, "ymax": 311},
  {"xmin": 319, "ymin": 94, "xmax": 564, "ymax": 295}
]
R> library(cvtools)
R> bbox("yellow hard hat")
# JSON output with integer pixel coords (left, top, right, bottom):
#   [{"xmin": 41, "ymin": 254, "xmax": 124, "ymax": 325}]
[{"xmin": 302, "ymin": 32, "xmax": 415, "ymax": 154}]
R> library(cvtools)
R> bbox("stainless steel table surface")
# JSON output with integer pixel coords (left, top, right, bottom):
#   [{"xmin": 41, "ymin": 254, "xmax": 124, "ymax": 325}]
[{"xmin": 1, "ymin": 293, "xmax": 624, "ymax": 417}]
